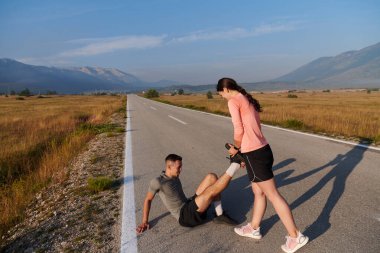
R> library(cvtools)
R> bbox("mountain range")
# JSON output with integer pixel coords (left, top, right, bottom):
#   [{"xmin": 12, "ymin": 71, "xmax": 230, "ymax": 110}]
[
  {"xmin": 0, "ymin": 59, "xmax": 182, "ymax": 94},
  {"xmin": 273, "ymin": 42, "xmax": 380, "ymax": 87},
  {"xmin": 0, "ymin": 42, "xmax": 379, "ymax": 93},
  {"xmin": 158, "ymin": 42, "xmax": 380, "ymax": 92}
]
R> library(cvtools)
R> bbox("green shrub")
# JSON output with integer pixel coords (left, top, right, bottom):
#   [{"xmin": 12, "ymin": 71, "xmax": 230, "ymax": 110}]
[
  {"xmin": 287, "ymin": 94, "xmax": 298, "ymax": 98},
  {"xmin": 19, "ymin": 88, "xmax": 32, "ymax": 96},
  {"xmin": 144, "ymin": 89, "xmax": 159, "ymax": 98},
  {"xmin": 284, "ymin": 119, "xmax": 304, "ymax": 129},
  {"xmin": 87, "ymin": 176, "xmax": 113, "ymax": 193},
  {"xmin": 16, "ymin": 97, "xmax": 25, "ymax": 100},
  {"xmin": 206, "ymin": 91, "xmax": 213, "ymax": 99},
  {"xmin": 45, "ymin": 90, "xmax": 57, "ymax": 95}
]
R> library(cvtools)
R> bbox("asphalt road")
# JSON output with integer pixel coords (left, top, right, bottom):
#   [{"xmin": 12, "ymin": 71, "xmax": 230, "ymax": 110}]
[{"xmin": 124, "ymin": 94, "xmax": 380, "ymax": 253}]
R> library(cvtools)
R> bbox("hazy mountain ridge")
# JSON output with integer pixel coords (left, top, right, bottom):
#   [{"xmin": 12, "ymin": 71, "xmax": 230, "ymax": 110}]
[
  {"xmin": 0, "ymin": 59, "xmax": 134, "ymax": 93},
  {"xmin": 70, "ymin": 66, "xmax": 142, "ymax": 85},
  {"xmin": 274, "ymin": 42, "xmax": 380, "ymax": 87},
  {"xmin": 160, "ymin": 42, "xmax": 380, "ymax": 92},
  {"xmin": 1, "ymin": 42, "xmax": 379, "ymax": 93},
  {"xmin": 0, "ymin": 59, "xmax": 186, "ymax": 93}
]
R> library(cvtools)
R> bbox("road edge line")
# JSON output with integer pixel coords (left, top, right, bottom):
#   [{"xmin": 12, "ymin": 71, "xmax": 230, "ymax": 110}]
[{"xmin": 120, "ymin": 98, "xmax": 138, "ymax": 253}]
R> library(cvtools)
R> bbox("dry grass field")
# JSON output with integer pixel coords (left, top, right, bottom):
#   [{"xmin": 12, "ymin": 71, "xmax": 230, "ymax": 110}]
[
  {"xmin": 153, "ymin": 90, "xmax": 380, "ymax": 145},
  {"xmin": 0, "ymin": 95, "xmax": 125, "ymax": 238}
]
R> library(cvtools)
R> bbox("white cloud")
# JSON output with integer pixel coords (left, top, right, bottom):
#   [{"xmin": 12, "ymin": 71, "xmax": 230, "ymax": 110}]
[
  {"xmin": 171, "ymin": 28, "xmax": 247, "ymax": 43},
  {"xmin": 59, "ymin": 35, "xmax": 166, "ymax": 57},
  {"xmin": 51, "ymin": 22, "xmax": 298, "ymax": 58},
  {"xmin": 252, "ymin": 23, "xmax": 296, "ymax": 35},
  {"xmin": 170, "ymin": 22, "xmax": 298, "ymax": 44}
]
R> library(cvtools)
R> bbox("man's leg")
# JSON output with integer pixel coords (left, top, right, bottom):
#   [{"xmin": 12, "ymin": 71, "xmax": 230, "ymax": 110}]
[
  {"xmin": 195, "ymin": 163, "xmax": 240, "ymax": 212},
  {"xmin": 195, "ymin": 173, "xmax": 219, "ymax": 196},
  {"xmin": 195, "ymin": 173, "xmax": 224, "ymax": 216}
]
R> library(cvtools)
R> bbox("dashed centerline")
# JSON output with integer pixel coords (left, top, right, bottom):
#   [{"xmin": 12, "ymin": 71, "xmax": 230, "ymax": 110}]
[
  {"xmin": 168, "ymin": 115, "xmax": 187, "ymax": 125},
  {"xmin": 150, "ymin": 106, "xmax": 157, "ymax": 110}
]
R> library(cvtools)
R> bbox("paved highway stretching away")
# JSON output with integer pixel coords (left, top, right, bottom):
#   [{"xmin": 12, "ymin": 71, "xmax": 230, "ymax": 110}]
[{"xmin": 121, "ymin": 94, "xmax": 380, "ymax": 253}]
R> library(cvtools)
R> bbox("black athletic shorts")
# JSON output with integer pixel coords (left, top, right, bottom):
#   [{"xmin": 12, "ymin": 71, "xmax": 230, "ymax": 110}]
[
  {"xmin": 178, "ymin": 194, "xmax": 208, "ymax": 227},
  {"xmin": 242, "ymin": 144, "xmax": 274, "ymax": 182}
]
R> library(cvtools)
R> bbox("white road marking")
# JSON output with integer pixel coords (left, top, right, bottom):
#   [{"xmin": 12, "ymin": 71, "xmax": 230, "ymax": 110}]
[
  {"xmin": 168, "ymin": 115, "xmax": 187, "ymax": 125},
  {"xmin": 120, "ymin": 98, "xmax": 138, "ymax": 253},
  {"xmin": 138, "ymin": 96, "xmax": 380, "ymax": 152},
  {"xmin": 150, "ymin": 106, "xmax": 157, "ymax": 110}
]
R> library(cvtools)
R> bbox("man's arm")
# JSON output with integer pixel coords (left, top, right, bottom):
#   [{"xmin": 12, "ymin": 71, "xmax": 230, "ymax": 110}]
[{"xmin": 136, "ymin": 191, "xmax": 155, "ymax": 234}]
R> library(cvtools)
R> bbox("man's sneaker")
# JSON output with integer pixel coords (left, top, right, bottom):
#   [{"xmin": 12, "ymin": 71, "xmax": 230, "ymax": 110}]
[
  {"xmin": 224, "ymin": 143, "xmax": 245, "ymax": 164},
  {"xmin": 213, "ymin": 213, "xmax": 238, "ymax": 226},
  {"xmin": 234, "ymin": 223, "xmax": 262, "ymax": 239},
  {"xmin": 281, "ymin": 231, "xmax": 309, "ymax": 253}
]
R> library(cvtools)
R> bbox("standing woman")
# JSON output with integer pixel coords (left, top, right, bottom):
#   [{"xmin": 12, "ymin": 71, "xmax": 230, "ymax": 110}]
[{"xmin": 217, "ymin": 77, "xmax": 308, "ymax": 253}]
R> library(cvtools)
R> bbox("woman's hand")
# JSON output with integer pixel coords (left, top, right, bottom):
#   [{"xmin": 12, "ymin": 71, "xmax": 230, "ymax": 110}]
[
  {"xmin": 228, "ymin": 144, "xmax": 246, "ymax": 168},
  {"xmin": 228, "ymin": 144, "xmax": 239, "ymax": 156}
]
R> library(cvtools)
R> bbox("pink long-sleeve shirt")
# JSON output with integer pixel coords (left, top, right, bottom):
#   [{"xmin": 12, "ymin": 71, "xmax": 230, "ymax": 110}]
[{"xmin": 228, "ymin": 93, "xmax": 268, "ymax": 153}]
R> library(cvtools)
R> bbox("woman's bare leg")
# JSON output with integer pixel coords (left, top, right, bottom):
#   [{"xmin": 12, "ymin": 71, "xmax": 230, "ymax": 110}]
[
  {"xmin": 257, "ymin": 178, "xmax": 298, "ymax": 237},
  {"xmin": 251, "ymin": 182, "xmax": 267, "ymax": 229}
]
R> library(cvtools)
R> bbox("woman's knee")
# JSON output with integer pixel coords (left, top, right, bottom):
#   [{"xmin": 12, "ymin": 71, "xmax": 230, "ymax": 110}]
[{"xmin": 252, "ymin": 183, "xmax": 265, "ymax": 198}]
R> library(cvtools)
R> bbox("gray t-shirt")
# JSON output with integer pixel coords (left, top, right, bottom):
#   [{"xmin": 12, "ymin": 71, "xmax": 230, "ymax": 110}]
[{"xmin": 148, "ymin": 172, "xmax": 188, "ymax": 220}]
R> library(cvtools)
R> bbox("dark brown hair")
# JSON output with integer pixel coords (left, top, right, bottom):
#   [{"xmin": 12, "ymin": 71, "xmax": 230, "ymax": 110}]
[
  {"xmin": 216, "ymin": 77, "xmax": 262, "ymax": 112},
  {"xmin": 165, "ymin": 154, "xmax": 182, "ymax": 163}
]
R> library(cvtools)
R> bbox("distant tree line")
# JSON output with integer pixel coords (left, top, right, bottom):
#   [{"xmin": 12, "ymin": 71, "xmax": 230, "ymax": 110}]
[{"xmin": 1, "ymin": 89, "xmax": 58, "ymax": 96}]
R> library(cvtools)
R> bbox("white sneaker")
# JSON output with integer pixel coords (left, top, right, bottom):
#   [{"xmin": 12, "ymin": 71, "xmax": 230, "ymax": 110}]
[
  {"xmin": 234, "ymin": 223, "xmax": 262, "ymax": 239},
  {"xmin": 281, "ymin": 231, "xmax": 309, "ymax": 253}
]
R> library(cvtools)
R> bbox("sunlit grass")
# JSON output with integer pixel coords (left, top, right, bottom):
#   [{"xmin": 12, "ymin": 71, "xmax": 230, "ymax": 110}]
[
  {"xmin": 0, "ymin": 95, "xmax": 126, "ymax": 239},
  {"xmin": 151, "ymin": 90, "xmax": 380, "ymax": 144}
]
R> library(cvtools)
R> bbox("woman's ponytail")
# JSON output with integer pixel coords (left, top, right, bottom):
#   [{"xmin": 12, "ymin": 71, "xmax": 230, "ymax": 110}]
[
  {"xmin": 236, "ymin": 86, "xmax": 262, "ymax": 112},
  {"xmin": 217, "ymin": 77, "xmax": 262, "ymax": 112}
]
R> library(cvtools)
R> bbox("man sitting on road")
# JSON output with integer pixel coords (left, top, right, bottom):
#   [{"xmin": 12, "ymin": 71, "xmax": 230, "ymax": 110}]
[{"xmin": 136, "ymin": 153, "xmax": 243, "ymax": 233}]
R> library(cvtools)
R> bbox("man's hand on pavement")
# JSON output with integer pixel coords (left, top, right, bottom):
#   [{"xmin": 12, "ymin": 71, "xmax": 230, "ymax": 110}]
[{"xmin": 136, "ymin": 222, "xmax": 150, "ymax": 234}]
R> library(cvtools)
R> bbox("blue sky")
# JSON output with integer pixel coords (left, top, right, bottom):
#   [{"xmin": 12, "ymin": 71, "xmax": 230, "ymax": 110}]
[{"xmin": 1, "ymin": 0, "xmax": 379, "ymax": 84}]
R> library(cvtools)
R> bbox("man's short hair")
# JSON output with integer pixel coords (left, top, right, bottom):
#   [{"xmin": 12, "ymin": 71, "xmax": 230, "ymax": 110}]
[{"xmin": 165, "ymin": 154, "xmax": 182, "ymax": 163}]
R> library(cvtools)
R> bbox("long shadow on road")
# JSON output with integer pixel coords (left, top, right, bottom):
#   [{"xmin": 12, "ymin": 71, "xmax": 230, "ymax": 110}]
[
  {"xmin": 223, "ymin": 143, "xmax": 368, "ymax": 242},
  {"xmin": 263, "ymin": 144, "xmax": 368, "ymax": 241}
]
